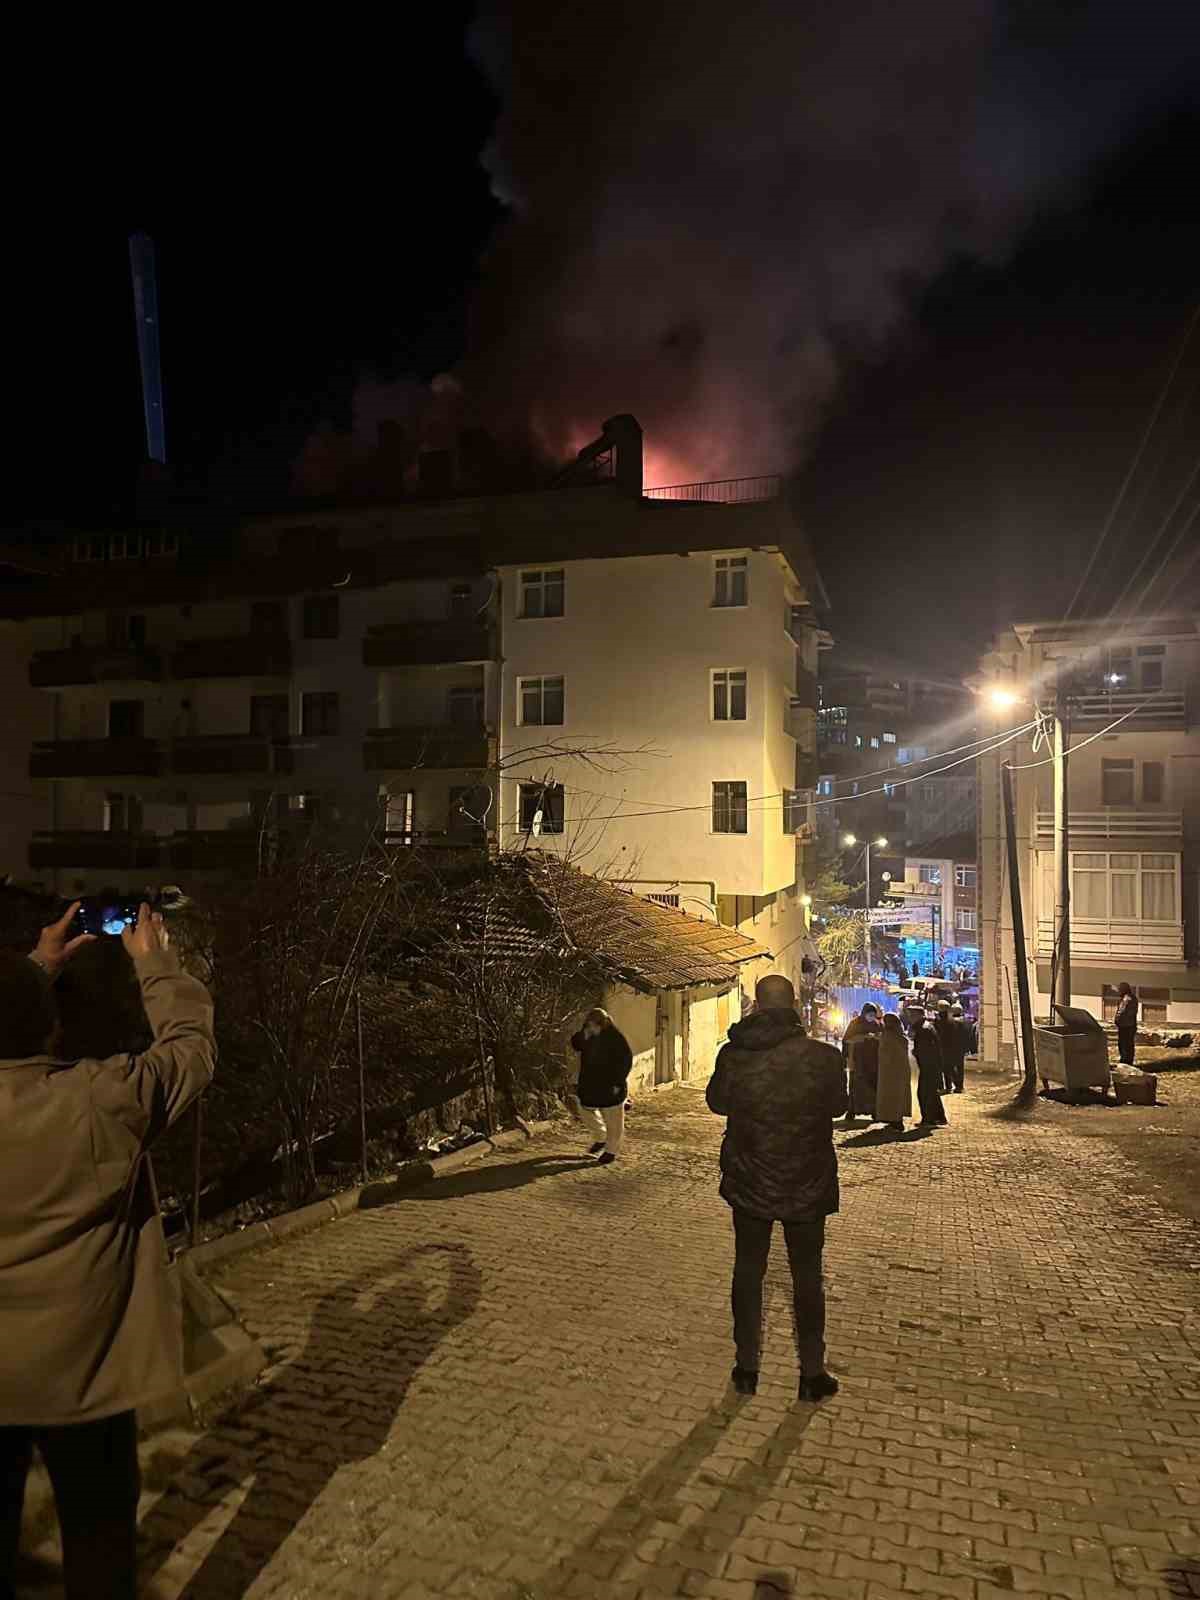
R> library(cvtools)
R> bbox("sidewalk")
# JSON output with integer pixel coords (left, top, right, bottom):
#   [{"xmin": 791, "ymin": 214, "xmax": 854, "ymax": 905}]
[{"xmin": 24, "ymin": 1082, "xmax": 1200, "ymax": 1599}]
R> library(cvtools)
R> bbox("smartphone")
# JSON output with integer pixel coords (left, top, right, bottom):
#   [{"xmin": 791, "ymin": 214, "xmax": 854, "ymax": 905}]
[{"xmin": 72, "ymin": 897, "xmax": 145, "ymax": 938}]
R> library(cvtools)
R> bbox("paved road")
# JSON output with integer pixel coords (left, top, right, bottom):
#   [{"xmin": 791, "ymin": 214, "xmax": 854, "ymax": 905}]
[{"xmin": 23, "ymin": 1080, "xmax": 1200, "ymax": 1599}]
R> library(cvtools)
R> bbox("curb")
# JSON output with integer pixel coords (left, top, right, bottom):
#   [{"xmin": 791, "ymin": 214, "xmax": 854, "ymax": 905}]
[
  {"xmin": 181, "ymin": 1118, "xmax": 556, "ymax": 1274},
  {"xmin": 139, "ymin": 1257, "xmax": 269, "ymax": 1430}
]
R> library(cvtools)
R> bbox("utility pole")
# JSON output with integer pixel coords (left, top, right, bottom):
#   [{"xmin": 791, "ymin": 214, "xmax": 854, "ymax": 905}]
[
  {"xmin": 1052, "ymin": 686, "xmax": 1071, "ymax": 1012},
  {"xmin": 864, "ymin": 837, "xmax": 873, "ymax": 987},
  {"xmin": 1001, "ymin": 760, "xmax": 1038, "ymax": 1098}
]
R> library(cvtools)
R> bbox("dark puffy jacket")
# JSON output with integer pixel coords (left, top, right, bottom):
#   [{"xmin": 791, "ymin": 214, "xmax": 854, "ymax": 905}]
[
  {"xmin": 705, "ymin": 1008, "xmax": 848, "ymax": 1222},
  {"xmin": 570, "ymin": 1024, "xmax": 633, "ymax": 1108}
]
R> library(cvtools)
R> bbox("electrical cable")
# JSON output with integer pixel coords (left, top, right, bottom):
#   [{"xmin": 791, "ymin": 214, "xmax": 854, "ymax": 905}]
[
  {"xmin": 1064, "ymin": 300, "xmax": 1200, "ymax": 621},
  {"xmin": 1004, "ymin": 696, "xmax": 1155, "ymax": 770}
]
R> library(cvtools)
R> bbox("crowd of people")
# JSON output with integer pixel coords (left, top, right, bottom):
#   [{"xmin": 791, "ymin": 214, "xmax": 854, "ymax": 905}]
[{"xmin": 841, "ymin": 998, "xmax": 975, "ymax": 1131}]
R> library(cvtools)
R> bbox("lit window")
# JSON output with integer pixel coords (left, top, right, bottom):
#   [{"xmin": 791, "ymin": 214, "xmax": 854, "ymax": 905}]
[
  {"xmin": 712, "ymin": 669, "xmax": 748, "ymax": 721},
  {"xmin": 954, "ymin": 865, "xmax": 977, "ymax": 889},
  {"xmin": 520, "ymin": 570, "xmax": 564, "ymax": 618},
  {"xmin": 518, "ymin": 782, "xmax": 564, "ymax": 834},
  {"xmin": 712, "ymin": 781, "xmax": 748, "ymax": 833},
  {"xmin": 385, "ymin": 791, "xmax": 415, "ymax": 845},
  {"xmin": 918, "ymin": 863, "xmax": 941, "ymax": 885},
  {"xmin": 713, "ymin": 556, "xmax": 748, "ymax": 607},
  {"xmin": 870, "ymin": 736, "xmax": 880, "ymax": 749},
  {"xmin": 882, "ymin": 731, "xmax": 896, "ymax": 743},
  {"xmin": 518, "ymin": 675, "xmax": 564, "ymax": 725}
]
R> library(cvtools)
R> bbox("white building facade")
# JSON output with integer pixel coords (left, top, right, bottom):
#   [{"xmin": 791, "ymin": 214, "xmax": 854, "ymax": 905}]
[{"xmin": 976, "ymin": 614, "xmax": 1200, "ymax": 1066}]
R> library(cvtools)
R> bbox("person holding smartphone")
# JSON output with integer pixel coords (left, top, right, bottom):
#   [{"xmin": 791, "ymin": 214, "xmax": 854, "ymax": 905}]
[{"xmin": 0, "ymin": 902, "xmax": 215, "ymax": 1600}]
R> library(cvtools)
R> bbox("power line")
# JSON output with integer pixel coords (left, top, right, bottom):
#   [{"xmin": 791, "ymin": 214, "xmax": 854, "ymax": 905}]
[
  {"xmin": 1064, "ymin": 300, "xmax": 1200, "ymax": 622},
  {"xmin": 1005, "ymin": 696, "xmax": 1155, "ymax": 770}
]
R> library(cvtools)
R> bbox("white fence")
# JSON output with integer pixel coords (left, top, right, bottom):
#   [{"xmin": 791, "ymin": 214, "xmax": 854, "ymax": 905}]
[
  {"xmin": 1034, "ymin": 810, "xmax": 1182, "ymax": 840},
  {"xmin": 1034, "ymin": 917, "xmax": 1184, "ymax": 964}
]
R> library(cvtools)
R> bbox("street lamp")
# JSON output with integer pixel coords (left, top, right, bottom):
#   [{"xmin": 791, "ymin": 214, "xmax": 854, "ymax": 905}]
[{"xmin": 844, "ymin": 832, "xmax": 888, "ymax": 986}]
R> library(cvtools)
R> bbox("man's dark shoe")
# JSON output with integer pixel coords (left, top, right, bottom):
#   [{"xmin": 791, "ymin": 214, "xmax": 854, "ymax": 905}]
[
  {"xmin": 798, "ymin": 1372, "xmax": 839, "ymax": 1402},
  {"xmin": 588, "ymin": 1141, "xmax": 606, "ymax": 1154},
  {"xmin": 596, "ymin": 1151, "xmax": 617, "ymax": 1165},
  {"xmin": 731, "ymin": 1366, "xmax": 758, "ymax": 1395}
]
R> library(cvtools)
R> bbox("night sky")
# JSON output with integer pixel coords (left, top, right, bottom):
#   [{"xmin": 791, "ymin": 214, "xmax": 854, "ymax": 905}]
[{"xmin": 7, "ymin": 6, "xmax": 1200, "ymax": 677}]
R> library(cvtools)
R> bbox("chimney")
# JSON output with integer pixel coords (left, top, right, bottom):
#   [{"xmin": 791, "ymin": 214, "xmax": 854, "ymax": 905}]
[{"xmin": 602, "ymin": 414, "xmax": 643, "ymax": 496}]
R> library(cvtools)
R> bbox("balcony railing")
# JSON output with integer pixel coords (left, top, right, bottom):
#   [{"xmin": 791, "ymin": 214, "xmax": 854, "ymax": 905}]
[
  {"xmin": 29, "ymin": 739, "xmax": 161, "ymax": 779},
  {"xmin": 166, "ymin": 830, "xmax": 267, "ymax": 872},
  {"xmin": 644, "ymin": 475, "xmax": 782, "ymax": 503},
  {"xmin": 171, "ymin": 635, "xmax": 292, "ymax": 679},
  {"xmin": 383, "ymin": 828, "xmax": 488, "ymax": 853},
  {"xmin": 1035, "ymin": 917, "xmax": 1183, "ymax": 965},
  {"xmin": 363, "ymin": 620, "xmax": 492, "ymax": 668},
  {"xmin": 28, "ymin": 831, "xmax": 164, "ymax": 870},
  {"xmin": 364, "ymin": 726, "xmax": 489, "ymax": 772},
  {"xmin": 29, "ymin": 646, "xmax": 163, "ymax": 689},
  {"xmin": 168, "ymin": 735, "xmax": 295, "ymax": 777},
  {"xmin": 1052, "ymin": 689, "xmax": 1187, "ymax": 727},
  {"xmin": 1034, "ymin": 809, "xmax": 1182, "ymax": 840}
]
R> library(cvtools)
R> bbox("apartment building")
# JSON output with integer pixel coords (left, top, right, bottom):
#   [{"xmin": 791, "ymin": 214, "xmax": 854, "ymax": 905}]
[
  {"xmin": 886, "ymin": 833, "xmax": 979, "ymax": 974},
  {"xmin": 4, "ymin": 418, "xmax": 827, "ymax": 999},
  {"xmin": 815, "ymin": 652, "xmax": 975, "ymax": 853},
  {"xmin": 976, "ymin": 613, "xmax": 1200, "ymax": 1066}
]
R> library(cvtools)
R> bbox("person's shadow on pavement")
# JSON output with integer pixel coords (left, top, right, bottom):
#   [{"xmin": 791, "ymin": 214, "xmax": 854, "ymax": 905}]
[
  {"xmin": 136, "ymin": 1241, "xmax": 481, "ymax": 1598},
  {"xmin": 360, "ymin": 1153, "xmax": 595, "ymax": 1208},
  {"xmin": 839, "ymin": 1125, "xmax": 934, "ymax": 1147},
  {"xmin": 523, "ymin": 1398, "xmax": 821, "ymax": 1598}
]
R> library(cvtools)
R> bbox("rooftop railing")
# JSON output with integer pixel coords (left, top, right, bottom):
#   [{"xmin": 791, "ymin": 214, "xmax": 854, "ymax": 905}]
[{"xmin": 644, "ymin": 475, "xmax": 782, "ymax": 504}]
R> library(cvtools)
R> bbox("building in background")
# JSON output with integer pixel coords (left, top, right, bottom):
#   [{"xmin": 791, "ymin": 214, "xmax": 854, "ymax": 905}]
[
  {"xmin": 976, "ymin": 613, "xmax": 1200, "ymax": 1067},
  {"xmin": 2, "ymin": 417, "xmax": 828, "ymax": 1003},
  {"xmin": 886, "ymin": 834, "xmax": 979, "ymax": 975}
]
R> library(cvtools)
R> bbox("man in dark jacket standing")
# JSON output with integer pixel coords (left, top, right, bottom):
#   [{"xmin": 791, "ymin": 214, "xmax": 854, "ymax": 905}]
[
  {"xmin": 912, "ymin": 1015, "xmax": 949, "ymax": 1126},
  {"xmin": 1114, "ymin": 982, "xmax": 1139, "ymax": 1065},
  {"xmin": 934, "ymin": 1002, "xmax": 968, "ymax": 1094},
  {"xmin": 569, "ymin": 1008, "xmax": 633, "ymax": 1164},
  {"xmin": 706, "ymin": 974, "xmax": 847, "ymax": 1401}
]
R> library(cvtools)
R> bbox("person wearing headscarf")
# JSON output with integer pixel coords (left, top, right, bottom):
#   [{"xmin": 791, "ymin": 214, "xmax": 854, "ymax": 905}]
[{"xmin": 876, "ymin": 1012, "xmax": 914, "ymax": 1131}]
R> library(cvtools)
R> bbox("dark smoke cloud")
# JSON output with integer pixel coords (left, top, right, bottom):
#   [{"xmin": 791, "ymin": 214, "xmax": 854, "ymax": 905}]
[{"xmin": 458, "ymin": 0, "xmax": 1200, "ymax": 486}]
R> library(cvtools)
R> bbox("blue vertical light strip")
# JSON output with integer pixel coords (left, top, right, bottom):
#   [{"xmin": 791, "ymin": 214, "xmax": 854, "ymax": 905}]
[{"xmin": 129, "ymin": 232, "xmax": 166, "ymax": 463}]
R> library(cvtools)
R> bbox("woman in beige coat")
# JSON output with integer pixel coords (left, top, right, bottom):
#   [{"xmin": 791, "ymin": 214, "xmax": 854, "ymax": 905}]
[{"xmin": 876, "ymin": 1012, "xmax": 914, "ymax": 1130}]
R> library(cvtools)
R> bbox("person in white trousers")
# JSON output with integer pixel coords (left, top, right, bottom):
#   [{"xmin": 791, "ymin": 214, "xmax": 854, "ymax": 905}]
[{"xmin": 569, "ymin": 1008, "xmax": 632, "ymax": 1165}]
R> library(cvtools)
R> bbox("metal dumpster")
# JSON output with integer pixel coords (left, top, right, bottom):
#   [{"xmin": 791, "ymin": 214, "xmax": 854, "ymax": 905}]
[{"xmin": 1036, "ymin": 1004, "xmax": 1112, "ymax": 1098}]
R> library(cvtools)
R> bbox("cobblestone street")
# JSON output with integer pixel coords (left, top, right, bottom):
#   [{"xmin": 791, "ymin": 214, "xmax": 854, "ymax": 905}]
[{"xmin": 28, "ymin": 1079, "xmax": 1200, "ymax": 1599}]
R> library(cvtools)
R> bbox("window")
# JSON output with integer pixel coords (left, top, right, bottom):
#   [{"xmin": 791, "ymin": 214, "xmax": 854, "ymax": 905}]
[
  {"xmin": 882, "ymin": 731, "xmax": 896, "ymax": 743},
  {"xmin": 870, "ymin": 736, "xmax": 880, "ymax": 749},
  {"xmin": 447, "ymin": 686, "xmax": 484, "ymax": 726},
  {"xmin": 142, "ymin": 530, "xmax": 178, "ymax": 559},
  {"xmin": 301, "ymin": 691, "xmax": 340, "ymax": 736},
  {"xmin": 108, "ymin": 699, "xmax": 144, "ymax": 739},
  {"xmin": 518, "ymin": 675, "xmax": 564, "ymax": 726},
  {"xmin": 1101, "ymin": 758, "xmax": 1135, "ymax": 807},
  {"xmin": 818, "ymin": 778, "xmax": 833, "ymax": 796},
  {"xmin": 713, "ymin": 555, "xmax": 748, "ymax": 607},
  {"xmin": 104, "ymin": 793, "xmax": 143, "ymax": 833},
  {"xmin": 954, "ymin": 909, "xmax": 977, "ymax": 932},
  {"xmin": 519, "ymin": 569, "xmax": 564, "ymax": 618},
  {"xmin": 712, "ymin": 781, "xmax": 748, "ymax": 834},
  {"xmin": 518, "ymin": 781, "xmax": 564, "ymax": 835},
  {"xmin": 251, "ymin": 600, "xmax": 288, "ymax": 636},
  {"xmin": 883, "ymin": 782, "xmax": 896, "ymax": 798},
  {"xmin": 712, "ymin": 669, "xmax": 747, "ymax": 721},
  {"xmin": 1137, "ymin": 644, "xmax": 1165, "ymax": 692},
  {"xmin": 294, "ymin": 793, "xmax": 322, "ymax": 821},
  {"xmin": 1142, "ymin": 761, "xmax": 1165, "ymax": 804},
  {"xmin": 954, "ymin": 865, "xmax": 977, "ymax": 889},
  {"xmin": 448, "ymin": 582, "xmax": 474, "ymax": 619},
  {"xmin": 302, "ymin": 593, "xmax": 340, "ymax": 639},
  {"xmin": 250, "ymin": 694, "xmax": 290, "ymax": 740},
  {"xmin": 783, "ymin": 790, "xmax": 806, "ymax": 832},
  {"xmin": 854, "ymin": 734, "xmax": 863, "ymax": 748},
  {"xmin": 918, "ymin": 863, "xmax": 941, "ymax": 884},
  {"xmin": 1071, "ymin": 851, "xmax": 1178, "ymax": 922},
  {"xmin": 108, "ymin": 534, "xmax": 140, "ymax": 561},
  {"xmin": 384, "ymin": 791, "xmax": 415, "ymax": 844}
]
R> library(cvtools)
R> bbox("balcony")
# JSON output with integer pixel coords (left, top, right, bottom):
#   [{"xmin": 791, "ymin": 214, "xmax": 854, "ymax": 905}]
[
  {"xmin": 29, "ymin": 739, "xmax": 161, "ymax": 779},
  {"xmin": 171, "ymin": 635, "xmax": 292, "ymax": 679},
  {"xmin": 168, "ymin": 735, "xmax": 295, "ymax": 777},
  {"xmin": 791, "ymin": 666, "xmax": 818, "ymax": 710},
  {"xmin": 792, "ymin": 750, "xmax": 819, "ymax": 790},
  {"xmin": 1035, "ymin": 917, "xmax": 1184, "ymax": 966},
  {"xmin": 28, "ymin": 831, "xmax": 164, "ymax": 871},
  {"xmin": 363, "ymin": 620, "xmax": 492, "ymax": 668},
  {"xmin": 29, "ymin": 646, "xmax": 163, "ymax": 689},
  {"xmin": 644, "ymin": 475, "xmax": 781, "ymax": 503},
  {"xmin": 1034, "ymin": 809, "xmax": 1182, "ymax": 841},
  {"xmin": 1055, "ymin": 688, "xmax": 1187, "ymax": 729},
  {"xmin": 166, "ymin": 830, "xmax": 268, "ymax": 872},
  {"xmin": 383, "ymin": 828, "xmax": 488, "ymax": 855},
  {"xmin": 364, "ymin": 725, "xmax": 490, "ymax": 772}
]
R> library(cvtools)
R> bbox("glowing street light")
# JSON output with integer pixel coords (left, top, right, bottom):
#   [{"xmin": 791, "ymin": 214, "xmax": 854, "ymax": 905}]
[
  {"xmin": 842, "ymin": 832, "xmax": 857, "ymax": 847},
  {"xmin": 988, "ymin": 686, "xmax": 1020, "ymax": 711}
]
